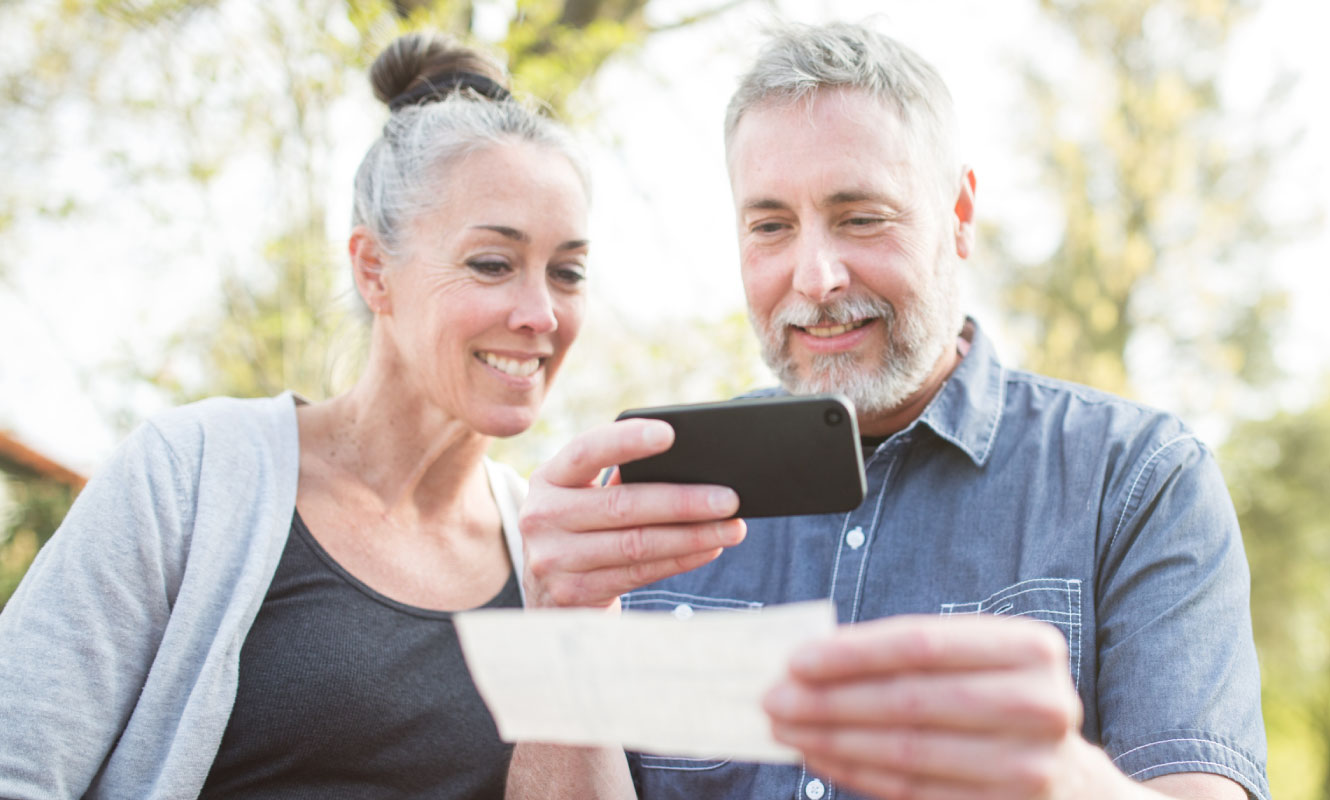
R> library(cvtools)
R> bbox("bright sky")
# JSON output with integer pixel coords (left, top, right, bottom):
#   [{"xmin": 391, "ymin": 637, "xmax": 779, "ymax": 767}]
[{"xmin": 1, "ymin": 0, "xmax": 1326, "ymax": 474}]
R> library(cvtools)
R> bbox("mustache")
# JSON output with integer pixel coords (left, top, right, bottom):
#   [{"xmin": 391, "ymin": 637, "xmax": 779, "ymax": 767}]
[{"xmin": 769, "ymin": 294, "xmax": 896, "ymax": 329}]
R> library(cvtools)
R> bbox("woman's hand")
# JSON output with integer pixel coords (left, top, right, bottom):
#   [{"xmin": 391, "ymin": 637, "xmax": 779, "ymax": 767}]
[{"xmin": 520, "ymin": 417, "xmax": 747, "ymax": 610}]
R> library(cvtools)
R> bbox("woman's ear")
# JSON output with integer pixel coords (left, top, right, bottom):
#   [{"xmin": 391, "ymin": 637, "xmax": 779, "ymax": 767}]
[
  {"xmin": 953, "ymin": 166, "xmax": 977, "ymax": 260},
  {"xmin": 350, "ymin": 226, "xmax": 391, "ymax": 315}
]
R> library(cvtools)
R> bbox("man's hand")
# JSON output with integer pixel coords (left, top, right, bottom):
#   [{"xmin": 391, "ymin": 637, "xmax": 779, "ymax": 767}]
[
  {"xmin": 520, "ymin": 418, "xmax": 747, "ymax": 610},
  {"xmin": 764, "ymin": 614, "xmax": 1128, "ymax": 800}
]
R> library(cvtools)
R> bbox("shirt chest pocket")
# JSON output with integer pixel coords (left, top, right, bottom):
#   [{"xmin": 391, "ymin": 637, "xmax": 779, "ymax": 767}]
[
  {"xmin": 620, "ymin": 590, "xmax": 764, "ymax": 774},
  {"xmin": 939, "ymin": 577, "xmax": 1083, "ymax": 689}
]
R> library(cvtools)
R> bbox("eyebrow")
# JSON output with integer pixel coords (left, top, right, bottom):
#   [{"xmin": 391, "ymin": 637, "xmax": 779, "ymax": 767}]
[
  {"xmin": 741, "ymin": 190, "xmax": 904, "ymax": 214},
  {"xmin": 472, "ymin": 225, "xmax": 529, "ymax": 242},
  {"xmin": 742, "ymin": 198, "xmax": 790, "ymax": 213},
  {"xmin": 826, "ymin": 190, "xmax": 901, "ymax": 207},
  {"xmin": 472, "ymin": 225, "xmax": 588, "ymax": 252}
]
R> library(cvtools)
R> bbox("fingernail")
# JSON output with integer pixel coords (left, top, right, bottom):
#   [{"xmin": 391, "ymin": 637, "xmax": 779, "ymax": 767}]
[
  {"xmin": 709, "ymin": 487, "xmax": 739, "ymax": 515},
  {"xmin": 642, "ymin": 421, "xmax": 672, "ymax": 449},
  {"xmin": 764, "ymin": 684, "xmax": 798, "ymax": 716},
  {"xmin": 789, "ymin": 648, "xmax": 822, "ymax": 674}
]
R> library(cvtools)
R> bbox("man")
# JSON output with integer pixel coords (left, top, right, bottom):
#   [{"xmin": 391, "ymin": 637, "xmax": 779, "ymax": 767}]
[{"xmin": 513, "ymin": 22, "xmax": 1268, "ymax": 800}]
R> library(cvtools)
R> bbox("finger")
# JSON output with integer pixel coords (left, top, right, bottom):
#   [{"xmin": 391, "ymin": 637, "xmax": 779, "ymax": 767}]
[
  {"xmin": 773, "ymin": 722, "xmax": 1062, "ymax": 790},
  {"xmin": 536, "ymin": 419, "xmax": 675, "ymax": 488},
  {"xmin": 526, "ymin": 519, "xmax": 746, "ymax": 579},
  {"xmin": 788, "ymin": 615, "xmax": 1070, "ymax": 681},
  {"xmin": 764, "ymin": 671, "xmax": 1078, "ymax": 737},
  {"xmin": 537, "ymin": 547, "xmax": 728, "ymax": 607},
  {"xmin": 526, "ymin": 482, "xmax": 741, "ymax": 534}
]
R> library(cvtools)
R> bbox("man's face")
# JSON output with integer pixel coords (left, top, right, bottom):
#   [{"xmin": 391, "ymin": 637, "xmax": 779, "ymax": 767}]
[{"xmin": 727, "ymin": 87, "xmax": 966, "ymax": 418}]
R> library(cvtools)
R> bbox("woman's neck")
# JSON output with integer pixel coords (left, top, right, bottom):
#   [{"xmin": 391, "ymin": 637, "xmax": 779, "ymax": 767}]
[{"xmin": 298, "ymin": 376, "xmax": 491, "ymax": 523}]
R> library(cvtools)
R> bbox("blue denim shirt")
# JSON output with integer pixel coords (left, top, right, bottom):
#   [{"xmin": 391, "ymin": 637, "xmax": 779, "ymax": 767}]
[{"xmin": 623, "ymin": 319, "xmax": 1268, "ymax": 800}]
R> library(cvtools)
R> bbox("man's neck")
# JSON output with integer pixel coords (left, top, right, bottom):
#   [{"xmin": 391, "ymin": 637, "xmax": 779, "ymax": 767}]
[{"xmin": 856, "ymin": 333, "xmax": 968, "ymax": 438}]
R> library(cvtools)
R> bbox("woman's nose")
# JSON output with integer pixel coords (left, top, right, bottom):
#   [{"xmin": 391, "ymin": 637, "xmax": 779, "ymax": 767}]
[{"xmin": 508, "ymin": 278, "xmax": 558, "ymax": 334}]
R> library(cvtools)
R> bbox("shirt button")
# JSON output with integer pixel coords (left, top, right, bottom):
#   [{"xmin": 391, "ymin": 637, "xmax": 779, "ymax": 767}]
[
  {"xmin": 846, "ymin": 526, "xmax": 866, "ymax": 549},
  {"xmin": 672, "ymin": 603, "xmax": 694, "ymax": 620},
  {"xmin": 805, "ymin": 778, "xmax": 826, "ymax": 799}
]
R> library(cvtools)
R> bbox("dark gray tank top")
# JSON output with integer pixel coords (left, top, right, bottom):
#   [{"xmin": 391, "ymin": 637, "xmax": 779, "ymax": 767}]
[{"xmin": 201, "ymin": 510, "xmax": 520, "ymax": 799}]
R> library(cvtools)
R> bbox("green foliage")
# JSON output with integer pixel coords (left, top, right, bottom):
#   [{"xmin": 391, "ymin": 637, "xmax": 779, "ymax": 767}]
[
  {"xmin": 0, "ymin": 0, "xmax": 716, "ymax": 412},
  {"xmin": 504, "ymin": 0, "xmax": 646, "ymax": 118},
  {"xmin": 0, "ymin": 476, "xmax": 78, "ymax": 608},
  {"xmin": 1221, "ymin": 389, "xmax": 1330, "ymax": 800},
  {"xmin": 997, "ymin": 1, "xmax": 1324, "ymax": 789},
  {"xmin": 993, "ymin": 0, "xmax": 1290, "ymax": 410}
]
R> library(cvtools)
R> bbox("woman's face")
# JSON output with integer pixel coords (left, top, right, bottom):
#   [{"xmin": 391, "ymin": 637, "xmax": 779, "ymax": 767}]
[{"xmin": 375, "ymin": 141, "xmax": 589, "ymax": 438}]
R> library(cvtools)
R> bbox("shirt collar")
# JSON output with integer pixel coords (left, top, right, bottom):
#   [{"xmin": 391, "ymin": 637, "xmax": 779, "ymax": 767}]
[
  {"xmin": 746, "ymin": 316, "xmax": 1006, "ymax": 467},
  {"xmin": 913, "ymin": 316, "xmax": 1005, "ymax": 467}
]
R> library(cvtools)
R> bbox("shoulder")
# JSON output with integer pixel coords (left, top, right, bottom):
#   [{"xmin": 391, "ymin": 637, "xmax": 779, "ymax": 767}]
[
  {"xmin": 144, "ymin": 393, "xmax": 298, "ymax": 449},
  {"xmin": 102, "ymin": 393, "xmax": 300, "ymax": 496},
  {"xmin": 1001, "ymin": 368, "xmax": 1204, "ymax": 464}
]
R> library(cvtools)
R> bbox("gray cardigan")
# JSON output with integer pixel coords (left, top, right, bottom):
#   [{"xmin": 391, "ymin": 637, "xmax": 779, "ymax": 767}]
[{"xmin": 0, "ymin": 393, "xmax": 527, "ymax": 799}]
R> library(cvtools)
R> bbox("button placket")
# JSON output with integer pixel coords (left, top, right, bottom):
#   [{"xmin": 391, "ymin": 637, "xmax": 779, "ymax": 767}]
[{"xmin": 828, "ymin": 452, "xmax": 893, "ymax": 625}]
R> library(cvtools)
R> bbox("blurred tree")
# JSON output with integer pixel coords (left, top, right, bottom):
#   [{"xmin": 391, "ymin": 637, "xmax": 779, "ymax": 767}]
[
  {"xmin": 0, "ymin": 433, "xmax": 86, "ymax": 608},
  {"xmin": 989, "ymin": 0, "xmax": 1298, "ymax": 414},
  {"xmin": 0, "ymin": 0, "xmax": 764, "ymax": 596},
  {"xmin": 1221, "ymin": 389, "xmax": 1330, "ymax": 800},
  {"xmin": 988, "ymin": 1, "xmax": 1324, "ymax": 793},
  {"xmin": 0, "ymin": 0, "xmax": 761, "ymax": 408},
  {"xmin": 0, "ymin": 477, "xmax": 80, "ymax": 608}
]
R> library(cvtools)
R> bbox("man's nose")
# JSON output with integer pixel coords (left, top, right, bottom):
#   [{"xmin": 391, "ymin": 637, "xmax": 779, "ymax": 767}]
[
  {"xmin": 791, "ymin": 229, "xmax": 849, "ymax": 303},
  {"xmin": 508, "ymin": 275, "xmax": 558, "ymax": 334}
]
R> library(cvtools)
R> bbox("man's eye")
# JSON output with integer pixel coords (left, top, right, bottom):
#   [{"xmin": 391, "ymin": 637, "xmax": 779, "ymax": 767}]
[
  {"xmin": 467, "ymin": 258, "xmax": 511, "ymax": 276},
  {"xmin": 846, "ymin": 216, "xmax": 882, "ymax": 227},
  {"xmin": 752, "ymin": 221, "xmax": 787, "ymax": 234}
]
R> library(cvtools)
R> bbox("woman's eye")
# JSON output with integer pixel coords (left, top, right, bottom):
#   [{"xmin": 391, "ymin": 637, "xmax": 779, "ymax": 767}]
[
  {"xmin": 467, "ymin": 258, "xmax": 511, "ymax": 276},
  {"xmin": 550, "ymin": 264, "xmax": 587, "ymax": 287}
]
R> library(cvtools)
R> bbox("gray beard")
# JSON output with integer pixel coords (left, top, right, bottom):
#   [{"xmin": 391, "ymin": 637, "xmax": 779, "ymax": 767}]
[{"xmin": 754, "ymin": 262, "xmax": 960, "ymax": 416}]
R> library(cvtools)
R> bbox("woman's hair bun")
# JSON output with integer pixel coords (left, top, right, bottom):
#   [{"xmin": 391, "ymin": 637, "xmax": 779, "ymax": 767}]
[{"xmin": 369, "ymin": 32, "xmax": 508, "ymax": 108}]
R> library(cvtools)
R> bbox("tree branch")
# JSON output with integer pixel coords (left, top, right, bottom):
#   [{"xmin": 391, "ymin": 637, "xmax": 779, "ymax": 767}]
[{"xmin": 646, "ymin": 0, "xmax": 767, "ymax": 35}]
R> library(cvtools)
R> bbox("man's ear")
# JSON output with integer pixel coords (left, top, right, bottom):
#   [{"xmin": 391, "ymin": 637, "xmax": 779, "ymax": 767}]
[
  {"xmin": 349, "ymin": 226, "xmax": 391, "ymax": 315},
  {"xmin": 953, "ymin": 166, "xmax": 977, "ymax": 260}
]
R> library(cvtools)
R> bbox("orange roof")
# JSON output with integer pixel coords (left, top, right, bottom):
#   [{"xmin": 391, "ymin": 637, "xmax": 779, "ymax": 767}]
[{"xmin": 0, "ymin": 431, "xmax": 87, "ymax": 491}]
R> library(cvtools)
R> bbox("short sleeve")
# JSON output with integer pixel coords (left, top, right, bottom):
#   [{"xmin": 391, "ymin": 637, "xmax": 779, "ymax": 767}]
[{"xmin": 1095, "ymin": 434, "xmax": 1269, "ymax": 799}]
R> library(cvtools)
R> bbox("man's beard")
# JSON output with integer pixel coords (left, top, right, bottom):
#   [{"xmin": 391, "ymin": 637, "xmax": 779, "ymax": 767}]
[{"xmin": 753, "ymin": 257, "xmax": 961, "ymax": 417}]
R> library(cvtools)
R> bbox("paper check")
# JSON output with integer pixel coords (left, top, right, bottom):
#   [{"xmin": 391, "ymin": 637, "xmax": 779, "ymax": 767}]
[{"xmin": 454, "ymin": 600, "xmax": 836, "ymax": 763}]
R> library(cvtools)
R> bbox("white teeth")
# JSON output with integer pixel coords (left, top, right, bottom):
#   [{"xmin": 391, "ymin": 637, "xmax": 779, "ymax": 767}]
[
  {"xmin": 479, "ymin": 352, "xmax": 542, "ymax": 377},
  {"xmin": 803, "ymin": 320, "xmax": 869, "ymax": 338}
]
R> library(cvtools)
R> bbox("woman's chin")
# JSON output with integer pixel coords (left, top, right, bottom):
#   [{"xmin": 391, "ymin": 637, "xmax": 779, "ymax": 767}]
[{"xmin": 472, "ymin": 406, "xmax": 541, "ymax": 439}]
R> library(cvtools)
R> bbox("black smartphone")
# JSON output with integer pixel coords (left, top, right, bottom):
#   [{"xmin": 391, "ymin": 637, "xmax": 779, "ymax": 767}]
[{"xmin": 615, "ymin": 394, "xmax": 867, "ymax": 518}]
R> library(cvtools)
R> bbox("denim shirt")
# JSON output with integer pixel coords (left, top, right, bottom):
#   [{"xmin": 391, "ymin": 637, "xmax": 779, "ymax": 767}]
[{"xmin": 622, "ymin": 319, "xmax": 1268, "ymax": 800}]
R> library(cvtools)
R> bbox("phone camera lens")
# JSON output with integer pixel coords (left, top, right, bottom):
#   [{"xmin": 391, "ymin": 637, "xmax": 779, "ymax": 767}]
[{"xmin": 824, "ymin": 408, "xmax": 844, "ymax": 426}]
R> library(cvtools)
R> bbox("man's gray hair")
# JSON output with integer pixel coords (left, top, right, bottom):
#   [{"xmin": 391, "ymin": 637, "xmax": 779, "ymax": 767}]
[{"xmin": 724, "ymin": 22, "xmax": 959, "ymax": 192}]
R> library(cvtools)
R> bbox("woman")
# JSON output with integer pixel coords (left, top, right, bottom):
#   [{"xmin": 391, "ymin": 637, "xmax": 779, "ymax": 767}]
[{"xmin": 0, "ymin": 32, "xmax": 589, "ymax": 799}]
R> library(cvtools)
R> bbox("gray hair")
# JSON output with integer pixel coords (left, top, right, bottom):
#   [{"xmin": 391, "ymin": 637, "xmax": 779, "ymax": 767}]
[
  {"xmin": 724, "ymin": 22, "xmax": 959, "ymax": 194},
  {"xmin": 352, "ymin": 96, "xmax": 589, "ymax": 260}
]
